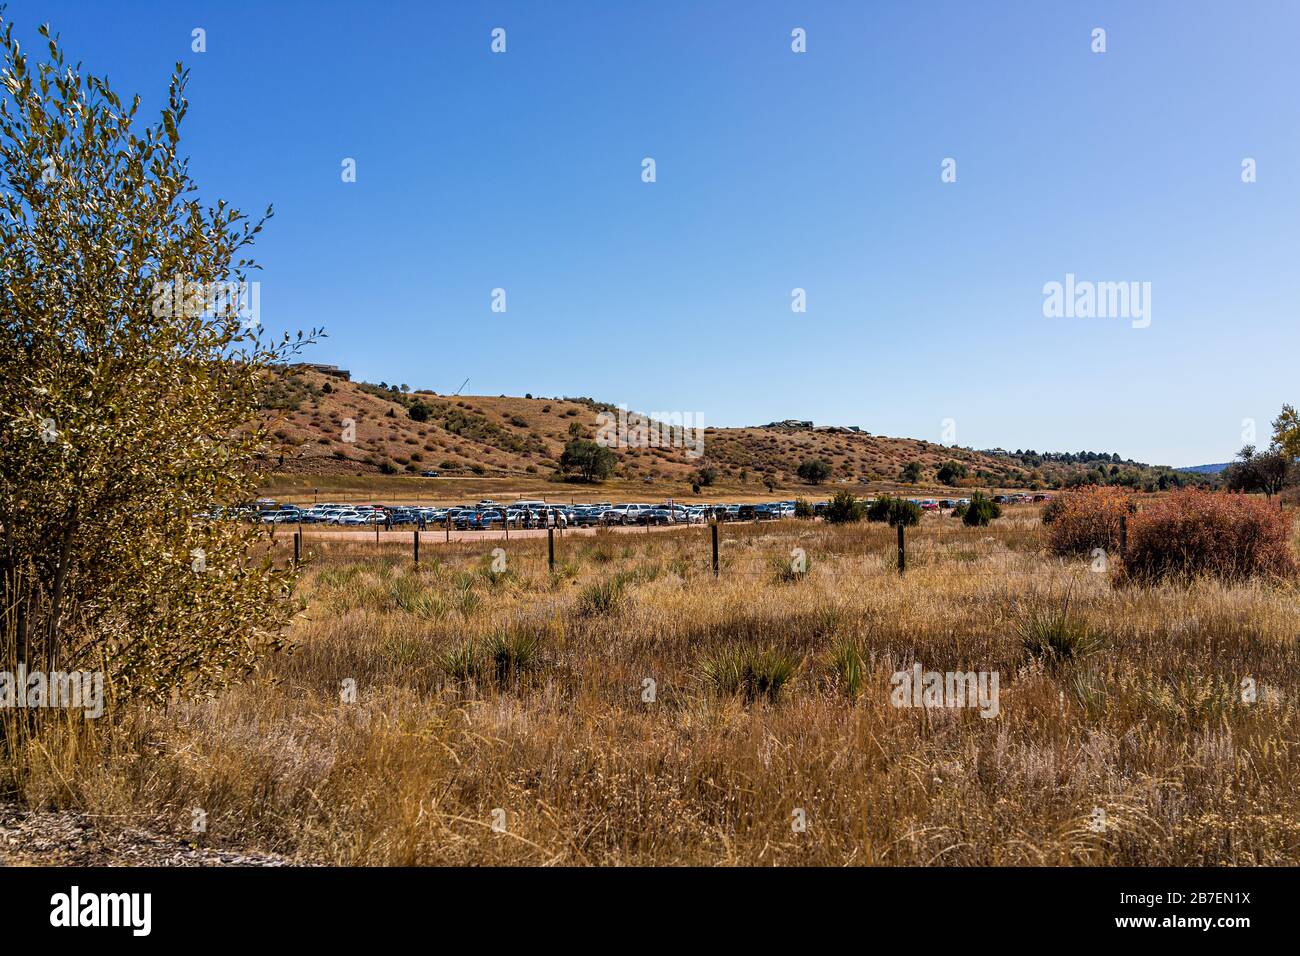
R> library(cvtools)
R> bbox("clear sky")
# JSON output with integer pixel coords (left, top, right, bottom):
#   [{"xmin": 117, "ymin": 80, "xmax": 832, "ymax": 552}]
[{"xmin": 7, "ymin": 0, "xmax": 1298, "ymax": 466}]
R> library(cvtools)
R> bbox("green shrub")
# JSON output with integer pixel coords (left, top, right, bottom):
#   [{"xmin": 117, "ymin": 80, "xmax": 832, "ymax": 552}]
[
  {"xmin": 796, "ymin": 459, "xmax": 831, "ymax": 484},
  {"xmin": 867, "ymin": 494, "xmax": 920, "ymax": 527},
  {"xmin": 823, "ymin": 490, "xmax": 865, "ymax": 524},
  {"xmin": 962, "ymin": 491, "xmax": 1002, "ymax": 526},
  {"xmin": 936, "ymin": 461, "xmax": 967, "ymax": 485}
]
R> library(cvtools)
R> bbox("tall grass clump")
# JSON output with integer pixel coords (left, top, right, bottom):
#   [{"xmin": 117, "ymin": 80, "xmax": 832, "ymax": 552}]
[
  {"xmin": 485, "ymin": 630, "xmax": 542, "ymax": 682},
  {"xmin": 772, "ymin": 550, "xmax": 810, "ymax": 583}
]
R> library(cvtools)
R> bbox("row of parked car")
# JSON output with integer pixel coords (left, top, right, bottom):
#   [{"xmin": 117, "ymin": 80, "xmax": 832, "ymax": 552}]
[
  {"xmin": 215, "ymin": 499, "xmax": 805, "ymax": 530},
  {"xmin": 877, "ymin": 493, "xmax": 1048, "ymax": 511},
  {"xmin": 204, "ymin": 493, "xmax": 1052, "ymax": 531}
]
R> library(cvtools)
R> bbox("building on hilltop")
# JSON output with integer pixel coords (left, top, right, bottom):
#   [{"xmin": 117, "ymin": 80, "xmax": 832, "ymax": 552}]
[{"xmin": 290, "ymin": 362, "xmax": 351, "ymax": 380}]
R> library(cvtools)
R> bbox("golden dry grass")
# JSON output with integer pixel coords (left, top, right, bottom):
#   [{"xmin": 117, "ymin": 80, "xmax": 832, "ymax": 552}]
[{"xmin": 9, "ymin": 509, "xmax": 1300, "ymax": 865}]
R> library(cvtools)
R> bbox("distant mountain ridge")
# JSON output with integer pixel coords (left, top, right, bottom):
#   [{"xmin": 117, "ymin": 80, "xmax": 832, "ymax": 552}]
[{"xmin": 1177, "ymin": 462, "xmax": 1231, "ymax": 474}]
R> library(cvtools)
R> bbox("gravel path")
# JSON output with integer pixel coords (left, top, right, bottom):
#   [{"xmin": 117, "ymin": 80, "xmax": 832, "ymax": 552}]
[{"xmin": 0, "ymin": 802, "xmax": 295, "ymax": 866}]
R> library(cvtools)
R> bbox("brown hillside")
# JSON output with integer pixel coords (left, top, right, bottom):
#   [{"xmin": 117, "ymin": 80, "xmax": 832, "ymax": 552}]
[{"xmin": 257, "ymin": 368, "xmax": 1072, "ymax": 489}]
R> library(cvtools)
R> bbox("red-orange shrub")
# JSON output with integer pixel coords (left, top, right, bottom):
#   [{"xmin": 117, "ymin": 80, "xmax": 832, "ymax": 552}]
[
  {"xmin": 1044, "ymin": 486, "xmax": 1136, "ymax": 557},
  {"xmin": 1118, "ymin": 489, "xmax": 1296, "ymax": 584}
]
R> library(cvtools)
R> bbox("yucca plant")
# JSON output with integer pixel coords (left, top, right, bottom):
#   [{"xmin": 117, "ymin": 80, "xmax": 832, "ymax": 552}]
[
  {"xmin": 699, "ymin": 645, "xmax": 797, "ymax": 703},
  {"xmin": 576, "ymin": 572, "xmax": 631, "ymax": 616},
  {"xmin": 1017, "ymin": 592, "xmax": 1097, "ymax": 666},
  {"xmin": 829, "ymin": 639, "xmax": 865, "ymax": 697},
  {"xmin": 435, "ymin": 639, "xmax": 483, "ymax": 682},
  {"xmin": 771, "ymin": 551, "xmax": 810, "ymax": 584},
  {"xmin": 485, "ymin": 630, "xmax": 541, "ymax": 683},
  {"xmin": 436, "ymin": 631, "xmax": 541, "ymax": 684}
]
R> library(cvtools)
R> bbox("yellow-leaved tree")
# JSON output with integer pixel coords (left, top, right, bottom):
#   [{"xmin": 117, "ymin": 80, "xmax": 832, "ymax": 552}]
[{"xmin": 0, "ymin": 16, "xmax": 319, "ymax": 725}]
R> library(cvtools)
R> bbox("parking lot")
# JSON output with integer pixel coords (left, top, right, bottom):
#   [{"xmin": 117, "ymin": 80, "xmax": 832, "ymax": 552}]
[{"xmin": 209, "ymin": 493, "xmax": 1050, "ymax": 538}]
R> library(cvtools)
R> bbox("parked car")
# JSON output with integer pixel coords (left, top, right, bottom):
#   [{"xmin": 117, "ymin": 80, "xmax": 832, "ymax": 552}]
[
  {"xmin": 467, "ymin": 510, "xmax": 504, "ymax": 530},
  {"xmin": 608, "ymin": 504, "xmax": 652, "ymax": 525}
]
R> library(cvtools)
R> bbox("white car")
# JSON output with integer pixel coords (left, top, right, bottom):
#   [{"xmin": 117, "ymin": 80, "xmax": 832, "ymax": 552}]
[{"xmin": 618, "ymin": 504, "xmax": 654, "ymax": 525}]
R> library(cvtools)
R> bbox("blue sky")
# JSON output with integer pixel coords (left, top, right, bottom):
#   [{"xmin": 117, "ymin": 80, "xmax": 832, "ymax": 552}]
[{"xmin": 8, "ymin": 0, "xmax": 1299, "ymax": 466}]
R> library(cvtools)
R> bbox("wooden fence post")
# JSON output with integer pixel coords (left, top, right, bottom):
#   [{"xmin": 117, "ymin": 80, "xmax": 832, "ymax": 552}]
[
  {"xmin": 548, "ymin": 527, "xmax": 555, "ymax": 572},
  {"xmin": 711, "ymin": 521, "xmax": 719, "ymax": 577},
  {"xmin": 413, "ymin": 529, "xmax": 420, "ymax": 565},
  {"xmin": 897, "ymin": 522, "xmax": 906, "ymax": 575},
  {"xmin": 293, "ymin": 531, "xmax": 301, "ymax": 568}
]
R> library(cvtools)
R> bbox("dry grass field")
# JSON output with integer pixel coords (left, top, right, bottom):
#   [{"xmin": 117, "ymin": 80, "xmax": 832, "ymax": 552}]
[{"xmin": 8, "ymin": 507, "xmax": 1300, "ymax": 866}]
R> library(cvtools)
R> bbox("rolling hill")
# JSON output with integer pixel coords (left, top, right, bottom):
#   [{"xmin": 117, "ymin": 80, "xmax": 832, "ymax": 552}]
[{"xmin": 256, "ymin": 366, "xmax": 1197, "ymax": 495}]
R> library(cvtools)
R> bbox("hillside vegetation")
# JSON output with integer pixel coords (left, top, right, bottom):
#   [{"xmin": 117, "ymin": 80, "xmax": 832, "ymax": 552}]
[{"xmin": 258, "ymin": 368, "xmax": 1193, "ymax": 493}]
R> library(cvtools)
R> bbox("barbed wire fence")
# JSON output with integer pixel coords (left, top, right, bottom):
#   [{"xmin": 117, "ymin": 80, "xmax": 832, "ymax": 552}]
[{"xmin": 264, "ymin": 513, "xmax": 1113, "ymax": 585}]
